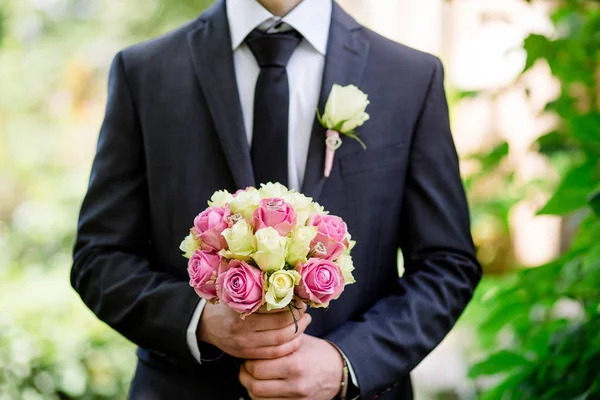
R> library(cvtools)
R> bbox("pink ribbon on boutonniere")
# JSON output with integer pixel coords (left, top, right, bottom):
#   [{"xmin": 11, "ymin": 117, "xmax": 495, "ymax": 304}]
[{"xmin": 324, "ymin": 130, "xmax": 343, "ymax": 177}]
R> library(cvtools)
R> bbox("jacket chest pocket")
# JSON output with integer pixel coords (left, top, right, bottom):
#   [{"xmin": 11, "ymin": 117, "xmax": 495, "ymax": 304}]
[
  {"xmin": 337, "ymin": 143, "xmax": 409, "ymax": 232},
  {"xmin": 338, "ymin": 143, "xmax": 408, "ymax": 176}
]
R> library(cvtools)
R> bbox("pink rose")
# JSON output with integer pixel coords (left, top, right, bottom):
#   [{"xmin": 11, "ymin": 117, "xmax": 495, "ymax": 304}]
[
  {"xmin": 253, "ymin": 198, "xmax": 296, "ymax": 236},
  {"xmin": 188, "ymin": 251, "xmax": 221, "ymax": 302},
  {"xmin": 295, "ymin": 258, "xmax": 344, "ymax": 307},
  {"xmin": 194, "ymin": 205, "xmax": 231, "ymax": 251},
  {"xmin": 308, "ymin": 215, "xmax": 349, "ymax": 260},
  {"xmin": 309, "ymin": 214, "xmax": 348, "ymax": 242},
  {"xmin": 216, "ymin": 260, "xmax": 264, "ymax": 316}
]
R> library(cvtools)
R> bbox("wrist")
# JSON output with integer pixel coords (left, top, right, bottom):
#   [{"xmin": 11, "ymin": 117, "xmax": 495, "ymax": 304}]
[{"xmin": 325, "ymin": 340, "xmax": 347, "ymax": 398}]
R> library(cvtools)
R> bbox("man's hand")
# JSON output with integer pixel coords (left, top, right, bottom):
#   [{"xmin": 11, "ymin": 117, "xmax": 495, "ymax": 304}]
[
  {"xmin": 197, "ymin": 302, "xmax": 311, "ymax": 360},
  {"xmin": 239, "ymin": 335, "xmax": 344, "ymax": 400}
]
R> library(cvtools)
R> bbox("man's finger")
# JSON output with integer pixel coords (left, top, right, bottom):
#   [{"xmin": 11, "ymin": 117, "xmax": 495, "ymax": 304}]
[
  {"xmin": 246, "ymin": 313, "xmax": 311, "ymax": 348},
  {"xmin": 246, "ymin": 306, "xmax": 307, "ymax": 332},
  {"xmin": 244, "ymin": 334, "xmax": 302, "ymax": 360},
  {"xmin": 240, "ymin": 365, "xmax": 294, "ymax": 399},
  {"xmin": 244, "ymin": 356, "xmax": 295, "ymax": 380}
]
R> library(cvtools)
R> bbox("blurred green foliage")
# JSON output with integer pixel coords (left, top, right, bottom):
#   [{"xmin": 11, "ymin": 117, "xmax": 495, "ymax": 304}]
[
  {"xmin": 468, "ymin": 1, "xmax": 600, "ymax": 398},
  {"xmin": 0, "ymin": 0, "xmax": 211, "ymax": 398}
]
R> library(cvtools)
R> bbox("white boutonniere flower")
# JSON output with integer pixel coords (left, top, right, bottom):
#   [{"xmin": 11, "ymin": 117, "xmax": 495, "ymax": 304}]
[{"xmin": 317, "ymin": 84, "xmax": 370, "ymax": 177}]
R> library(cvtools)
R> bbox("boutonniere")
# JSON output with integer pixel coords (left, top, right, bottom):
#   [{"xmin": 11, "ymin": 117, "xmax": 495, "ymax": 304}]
[{"xmin": 317, "ymin": 84, "xmax": 370, "ymax": 177}]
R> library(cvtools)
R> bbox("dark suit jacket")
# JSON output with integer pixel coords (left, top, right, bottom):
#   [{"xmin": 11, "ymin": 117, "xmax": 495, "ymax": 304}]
[{"xmin": 71, "ymin": 1, "xmax": 481, "ymax": 399}]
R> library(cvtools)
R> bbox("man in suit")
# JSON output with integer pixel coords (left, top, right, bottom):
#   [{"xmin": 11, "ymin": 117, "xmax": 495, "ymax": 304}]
[{"xmin": 71, "ymin": 0, "xmax": 482, "ymax": 398}]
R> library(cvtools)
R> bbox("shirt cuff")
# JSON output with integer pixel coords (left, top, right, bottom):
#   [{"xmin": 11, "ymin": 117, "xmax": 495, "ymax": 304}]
[
  {"xmin": 327, "ymin": 341, "xmax": 359, "ymax": 392},
  {"xmin": 341, "ymin": 350, "xmax": 359, "ymax": 389},
  {"xmin": 186, "ymin": 298, "xmax": 207, "ymax": 364}
]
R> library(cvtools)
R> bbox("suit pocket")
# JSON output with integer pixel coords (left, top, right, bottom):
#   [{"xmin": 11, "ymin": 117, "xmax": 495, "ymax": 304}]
[{"xmin": 338, "ymin": 143, "xmax": 408, "ymax": 176}]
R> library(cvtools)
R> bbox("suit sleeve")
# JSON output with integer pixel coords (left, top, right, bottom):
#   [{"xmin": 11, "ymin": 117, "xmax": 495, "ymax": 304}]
[
  {"xmin": 71, "ymin": 52, "xmax": 201, "ymax": 364},
  {"xmin": 325, "ymin": 58, "xmax": 482, "ymax": 399}
]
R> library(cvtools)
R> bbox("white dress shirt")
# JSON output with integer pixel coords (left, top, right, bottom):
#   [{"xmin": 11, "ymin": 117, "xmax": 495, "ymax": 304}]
[{"xmin": 185, "ymin": 0, "xmax": 358, "ymax": 394}]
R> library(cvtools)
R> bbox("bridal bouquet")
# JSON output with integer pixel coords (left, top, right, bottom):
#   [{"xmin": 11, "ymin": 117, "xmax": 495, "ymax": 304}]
[{"xmin": 180, "ymin": 183, "xmax": 356, "ymax": 320}]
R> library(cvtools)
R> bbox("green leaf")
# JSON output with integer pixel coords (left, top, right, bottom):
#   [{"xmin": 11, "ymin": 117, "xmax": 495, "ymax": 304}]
[
  {"xmin": 333, "ymin": 120, "xmax": 345, "ymax": 132},
  {"xmin": 588, "ymin": 189, "xmax": 600, "ymax": 219},
  {"xmin": 456, "ymin": 90, "xmax": 480, "ymax": 100},
  {"xmin": 480, "ymin": 371, "xmax": 531, "ymax": 400},
  {"xmin": 315, "ymin": 108, "xmax": 325, "ymax": 127},
  {"xmin": 523, "ymin": 34, "xmax": 553, "ymax": 72},
  {"xmin": 467, "ymin": 141, "xmax": 509, "ymax": 172},
  {"xmin": 469, "ymin": 350, "xmax": 531, "ymax": 378},
  {"xmin": 537, "ymin": 161, "xmax": 600, "ymax": 216},
  {"xmin": 0, "ymin": 8, "xmax": 5, "ymax": 47},
  {"xmin": 568, "ymin": 114, "xmax": 600, "ymax": 152},
  {"xmin": 343, "ymin": 132, "xmax": 367, "ymax": 150},
  {"xmin": 534, "ymin": 131, "xmax": 576, "ymax": 157}
]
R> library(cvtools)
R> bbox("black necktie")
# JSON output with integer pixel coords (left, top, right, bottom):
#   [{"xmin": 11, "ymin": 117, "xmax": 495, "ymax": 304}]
[{"xmin": 245, "ymin": 28, "xmax": 302, "ymax": 187}]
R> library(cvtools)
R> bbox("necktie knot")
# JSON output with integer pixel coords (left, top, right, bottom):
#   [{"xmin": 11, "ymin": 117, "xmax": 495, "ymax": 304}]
[{"xmin": 245, "ymin": 29, "xmax": 303, "ymax": 68}]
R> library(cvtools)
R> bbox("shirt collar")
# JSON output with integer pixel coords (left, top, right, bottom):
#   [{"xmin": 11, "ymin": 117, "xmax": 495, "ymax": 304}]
[{"xmin": 226, "ymin": 0, "xmax": 331, "ymax": 55}]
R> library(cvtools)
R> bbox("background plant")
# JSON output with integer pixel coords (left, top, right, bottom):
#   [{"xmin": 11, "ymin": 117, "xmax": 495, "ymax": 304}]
[
  {"xmin": 0, "ymin": 0, "xmax": 211, "ymax": 398},
  {"xmin": 466, "ymin": 1, "xmax": 600, "ymax": 398}
]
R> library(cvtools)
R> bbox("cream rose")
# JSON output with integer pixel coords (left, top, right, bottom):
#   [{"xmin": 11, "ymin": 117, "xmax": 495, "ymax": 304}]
[
  {"xmin": 265, "ymin": 269, "xmax": 301, "ymax": 310},
  {"xmin": 344, "ymin": 232, "xmax": 356, "ymax": 255},
  {"xmin": 258, "ymin": 182, "xmax": 291, "ymax": 199},
  {"xmin": 179, "ymin": 233, "xmax": 201, "ymax": 259},
  {"xmin": 252, "ymin": 227, "xmax": 288, "ymax": 272},
  {"xmin": 207, "ymin": 190, "xmax": 233, "ymax": 207},
  {"xmin": 322, "ymin": 84, "xmax": 370, "ymax": 134},
  {"xmin": 230, "ymin": 188, "xmax": 260, "ymax": 220},
  {"xmin": 310, "ymin": 201, "xmax": 328, "ymax": 219},
  {"xmin": 220, "ymin": 219, "xmax": 255, "ymax": 260},
  {"xmin": 286, "ymin": 226, "xmax": 318, "ymax": 267},
  {"xmin": 336, "ymin": 255, "xmax": 356, "ymax": 285},
  {"xmin": 283, "ymin": 192, "xmax": 314, "ymax": 225}
]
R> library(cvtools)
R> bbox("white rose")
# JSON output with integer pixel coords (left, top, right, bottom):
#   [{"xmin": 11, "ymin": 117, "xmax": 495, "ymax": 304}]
[
  {"xmin": 179, "ymin": 233, "xmax": 201, "ymax": 259},
  {"xmin": 286, "ymin": 226, "xmax": 318, "ymax": 266},
  {"xmin": 336, "ymin": 255, "xmax": 356, "ymax": 285},
  {"xmin": 207, "ymin": 190, "xmax": 233, "ymax": 207},
  {"xmin": 344, "ymin": 232, "xmax": 356, "ymax": 255},
  {"xmin": 322, "ymin": 84, "xmax": 370, "ymax": 133},
  {"xmin": 310, "ymin": 201, "xmax": 328, "ymax": 218},
  {"xmin": 258, "ymin": 182, "xmax": 291, "ymax": 199},
  {"xmin": 253, "ymin": 228, "xmax": 288, "ymax": 271},
  {"xmin": 230, "ymin": 188, "xmax": 260, "ymax": 220},
  {"xmin": 265, "ymin": 269, "xmax": 301, "ymax": 311},
  {"xmin": 220, "ymin": 219, "xmax": 255, "ymax": 260},
  {"xmin": 283, "ymin": 192, "xmax": 314, "ymax": 225}
]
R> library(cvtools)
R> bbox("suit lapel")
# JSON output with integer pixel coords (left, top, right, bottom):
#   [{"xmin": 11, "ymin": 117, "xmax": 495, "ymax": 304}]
[
  {"xmin": 187, "ymin": 1, "xmax": 255, "ymax": 190},
  {"xmin": 301, "ymin": 3, "xmax": 370, "ymax": 201}
]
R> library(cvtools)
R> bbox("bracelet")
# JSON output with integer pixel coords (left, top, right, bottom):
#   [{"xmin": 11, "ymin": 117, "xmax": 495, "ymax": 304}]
[{"xmin": 339, "ymin": 355, "xmax": 349, "ymax": 400}]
